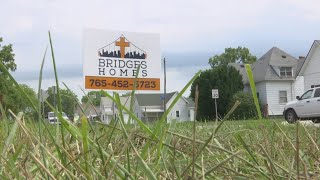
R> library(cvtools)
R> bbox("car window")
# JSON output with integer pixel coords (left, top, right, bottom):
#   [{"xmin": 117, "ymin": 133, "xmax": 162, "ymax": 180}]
[
  {"xmin": 314, "ymin": 88, "xmax": 320, "ymax": 98},
  {"xmin": 48, "ymin": 112, "xmax": 54, "ymax": 118},
  {"xmin": 301, "ymin": 89, "xmax": 314, "ymax": 99}
]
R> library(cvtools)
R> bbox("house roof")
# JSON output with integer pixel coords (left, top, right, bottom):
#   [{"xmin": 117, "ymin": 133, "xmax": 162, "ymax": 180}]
[
  {"xmin": 185, "ymin": 97, "xmax": 195, "ymax": 108},
  {"xmin": 119, "ymin": 96, "xmax": 137, "ymax": 109},
  {"xmin": 101, "ymin": 97, "xmax": 114, "ymax": 107},
  {"xmin": 100, "ymin": 96, "xmax": 137, "ymax": 109},
  {"xmin": 135, "ymin": 92, "xmax": 176, "ymax": 106},
  {"xmin": 298, "ymin": 40, "xmax": 320, "ymax": 76},
  {"xmin": 76, "ymin": 103, "xmax": 100, "ymax": 116},
  {"xmin": 230, "ymin": 47, "xmax": 303, "ymax": 84}
]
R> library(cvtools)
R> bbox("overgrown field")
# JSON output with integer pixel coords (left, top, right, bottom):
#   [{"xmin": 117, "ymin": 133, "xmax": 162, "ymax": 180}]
[
  {"xmin": 1, "ymin": 33, "xmax": 319, "ymax": 179},
  {"xmin": 1, "ymin": 117, "xmax": 319, "ymax": 179}
]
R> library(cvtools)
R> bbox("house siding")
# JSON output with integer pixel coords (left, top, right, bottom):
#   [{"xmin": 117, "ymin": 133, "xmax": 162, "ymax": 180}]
[
  {"xmin": 255, "ymin": 82, "xmax": 267, "ymax": 105},
  {"xmin": 303, "ymin": 43, "xmax": 320, "ymax": 90},
  {"xmin": 167, "ymin": 93, "xmax": 190, "ymax": 122},
  {"xmin": 266, "ymin": 81, "xmax": 293, "ymax": 115},
  {"xmin": 100, "ymin": 97, "xmax": 142, "ymax": 124},
  {"xmin": 293, "ymin": 76, "xmax": 305, "ymax": 98}
]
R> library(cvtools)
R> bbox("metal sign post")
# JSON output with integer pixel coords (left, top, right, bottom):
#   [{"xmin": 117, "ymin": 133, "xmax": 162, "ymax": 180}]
[
  {"xmin": 212, "ymin": 89, "xmax": 219, "ymax": 121},
  {"xmin": 39, "ymin": 89, "xmax": 49, "ymax": 118}
]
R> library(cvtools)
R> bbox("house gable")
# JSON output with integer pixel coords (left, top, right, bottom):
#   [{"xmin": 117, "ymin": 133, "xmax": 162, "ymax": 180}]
[{"xmin": 298, "ymin": 40, "xmax": 320, "ymax": 90}]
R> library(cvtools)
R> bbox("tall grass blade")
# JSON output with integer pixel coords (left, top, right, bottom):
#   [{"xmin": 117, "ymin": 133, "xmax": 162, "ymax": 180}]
[
  {"xmin": 100, "ymin": 91, "xmax": 154, "ymax": 137},
  {"xmin": 113, "ymin": 93, "xmax": 157, "ymax": 179},
  {"xmin": 1, "ymin": 112, "xmax": 22, "ymax": 156},
  {"xmin": 192, "ymin": 85, "xmax": 199, "ymax": 179},
  {"xmin": 235, "ymin": 134, "xmax": 259, "ymax": 165},
  {"xmin": 152, "ymin": 70, "xmax": 202, "ymax": 164},
  {"xmin": 200, "ymin": 151, "xmax": 241, "ymax": 179},
  {"xmin": 214, "ymin": 100, "xmax": 241, "ymax": 135},
  {"xmin": 81, "ymin": 115, "xmax": 90, "ymax": 176},
  {"xmin": 37, "ymin": 46, "xmax": 48, "ymax": 121},
  {"xmin": 48, "ymin": 31, "xmax": 66, "ymax": 150},
  {"xmin": 129, "ymin": 65, "xmax": 140, "ymax": 125},
  {"xmin": 36, "ymin": 46, "xmax": 49, "ymax": 179},
  {"xmin": 181, "ymin": 133, "xmax": 214, "ymax": 178},
  {"xmin": 245, "ymin": 64, "xmax": 262, "ymax": 119},
  {"xmin": 296, "ymin": 121, "xmax": 300, "ymax": 180}
]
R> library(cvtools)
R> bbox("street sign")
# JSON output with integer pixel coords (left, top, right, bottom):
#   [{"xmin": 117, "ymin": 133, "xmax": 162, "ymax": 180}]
[
  {"xmin": 83, "ymin": 28, "xmax": 161, "ymax": 91},
  {"xmin": 39, "ymin": 89, "xmax": 49, "ymax": 102},
  {"xmin": 212, "ymin": 89, "xmax": 219, "ymax": 99}
]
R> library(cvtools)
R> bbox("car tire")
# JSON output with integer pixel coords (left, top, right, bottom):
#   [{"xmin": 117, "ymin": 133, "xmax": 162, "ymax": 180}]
[
  {"xmin": 312, "ymin": 119, "xmax": 320, "ymax": 123},
  {"xmin": 285, "ymin": 109, "xmax": 298, "ymax": 124}
]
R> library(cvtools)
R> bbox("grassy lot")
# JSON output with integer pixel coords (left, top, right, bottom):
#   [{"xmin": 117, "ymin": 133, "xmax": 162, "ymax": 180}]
[
  {"xmin": 1, "ymin": 117, "xmax": 319, "ymax": 179},
  {"xmin": 1, "ymin": 35, "xmax": 319, "ymax": 179}
]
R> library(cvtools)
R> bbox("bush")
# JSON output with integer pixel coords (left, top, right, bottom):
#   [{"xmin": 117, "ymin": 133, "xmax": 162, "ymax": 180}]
[
  {"xmin": 228, "ymin": 91, "xmax": 257, "ymax": 120},
  {"xmin": 190, "ymin": 65, "xmax": 244, "ymax": 120}
]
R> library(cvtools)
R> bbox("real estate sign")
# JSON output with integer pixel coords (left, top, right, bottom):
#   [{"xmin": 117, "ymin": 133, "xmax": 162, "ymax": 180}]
[{"xmin": 83, "ymin": 28, "xmax": 161, "ymax": 91}]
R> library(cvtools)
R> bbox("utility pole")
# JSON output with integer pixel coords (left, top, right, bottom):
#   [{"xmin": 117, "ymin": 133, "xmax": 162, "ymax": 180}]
[
  {"xmin": 163, "ymin": 58, "xmax": 167, "ymax": 123},
  {"xmin": 53, "ymin": 86, "xmax": 56, "ymax": 110}
]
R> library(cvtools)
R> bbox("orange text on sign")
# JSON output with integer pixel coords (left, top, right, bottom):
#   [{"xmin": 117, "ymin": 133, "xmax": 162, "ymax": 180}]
[{"xmin": 85, "ymin": 76, "xmax": 160, "ymax": 90}]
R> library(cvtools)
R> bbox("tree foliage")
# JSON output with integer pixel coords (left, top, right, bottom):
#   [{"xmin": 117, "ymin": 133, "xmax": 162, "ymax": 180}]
[
  {"xmin": 0, "ymin": 37, "xmax": 20, "ymax": 117},
  {"xmin": 1, "ymin": 83, "xmax": 37, "ymax": 118},
  {"xmin": 190, "ymin": 65, "xmax": 244, "ymax": 120},
  {"xmin": 228, "ymin": 91, "xmax": 257, "ymax": 120},
  {"xmin": 208, "ymin": 46, "xmax": 257, "ymax": 68},
  {"xmin": 81, "ymin": 91, "xmax": 106, "ymax": 106},
  {"xmin": 0, "ymin": 37, "xmax": 16, "ymax": 72},
  {"xmin": 44, "ymin": 87, "xmax": 78, "ymax": 116}
]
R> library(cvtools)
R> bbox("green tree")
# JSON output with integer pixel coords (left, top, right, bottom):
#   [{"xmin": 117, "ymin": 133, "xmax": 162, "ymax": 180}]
[
  {"xmin": 81, "ymin": 91, "xmax": 106, "ymax": 106},
  {"xmin": 208, "ymin": 46, "xmax": 257, "ymax": 68},
  {"xmin": 0, "ymin": 82, "xmax": 37, "ymax": 118},
  {"xmin": 228, "ymin": 91, "xmax": 257, "ymax": 120},
  {"xmin": 0, "ymin": 37, "xmax": 17, "ymax": 117},
  {"xmin": 0, "ymin": 37, "xmax": 16, "ymax": 72},
  {"xmin": 44, "ymin": 87, "xmax": 78, "ymax": 116},
  {"xmin": 190, "ymin": 65, "xmax": 243, "ymax": 120},
  {"xmin": 4, "ymin": 84, "xmax": 38, "ymax": 118}
]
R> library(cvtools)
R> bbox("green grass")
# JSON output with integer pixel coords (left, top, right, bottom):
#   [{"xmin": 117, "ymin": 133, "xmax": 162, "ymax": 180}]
[
  {"xmin": 1, "ymin": 33, "xmax": 320, "ymax": 179},
  {"xmin": 1, "ymin": 118, "xmax": 320, "ymax": 179}
]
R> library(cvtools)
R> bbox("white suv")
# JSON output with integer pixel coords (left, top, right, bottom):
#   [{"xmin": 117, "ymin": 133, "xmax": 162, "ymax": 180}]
[
  {"xmin": 284, "ymin": 85, "xmax": 320, "ymax": 123},
  {"xmin": 47, "ymin": 112, "xmax": 69, "ymax": 124}
]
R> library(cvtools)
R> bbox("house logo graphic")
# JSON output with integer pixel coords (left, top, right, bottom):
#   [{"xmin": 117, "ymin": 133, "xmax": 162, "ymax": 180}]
[{"xmin": 98, "ymin": 35, "xmax": 147, "ymax": 59}]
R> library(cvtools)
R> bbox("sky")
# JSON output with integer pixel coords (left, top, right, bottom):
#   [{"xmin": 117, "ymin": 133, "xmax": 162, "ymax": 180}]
[{"xmin": 2, "ymin": 0, "xmax": 320, "ymax": 98}]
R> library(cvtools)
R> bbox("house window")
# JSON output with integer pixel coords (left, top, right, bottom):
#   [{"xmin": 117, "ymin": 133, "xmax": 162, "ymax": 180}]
[
  {"xmin": 279, "ymin": 91, "xmax": 287, "ymax": 104},
  {"xmin": 176, "ymin": 111, "xmax": 180, "ymax": 118},
  {"xmin": 188, "ymin": 110, "xmax": 190, "ymax": 117},
  {"xmin": 314, "ymin": 89, "xmax": 320, "ymax": 98},
  {"xmin": 257, "ymin": 92, "xmax": 260, "ymax": 99},
  {"xmin": 280, "ymin": 67, "xmax": 292, "ymax": 77}
]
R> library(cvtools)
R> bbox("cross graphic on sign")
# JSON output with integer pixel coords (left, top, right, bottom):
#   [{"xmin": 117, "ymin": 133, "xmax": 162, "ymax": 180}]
[{"xmin": 115, "ymin": 36, "xmax": 130, "ymax": 58}]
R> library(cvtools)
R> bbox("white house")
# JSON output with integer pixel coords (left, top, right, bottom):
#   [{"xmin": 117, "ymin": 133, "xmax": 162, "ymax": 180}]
[
  {"xmin": 76, "ymin": 103, "xmax": 100, "ymax": 121},
  {"xmin": 100, "ymin": 91, "xmax": 195, "ymax": 123},
  {"xmin": 136, "ymin": 91, "xmax": 195, "ymax": 123},
  {"xmin": 297, "ymin": 40, "xmax": 320, "ymax": 91},
  {"xmin": 230, "ymin": 47, "xmax": 306, "ymax": 115},
  {"xmin": 100, "ymin": 95, "xmax": 142, "ymax": 124}
]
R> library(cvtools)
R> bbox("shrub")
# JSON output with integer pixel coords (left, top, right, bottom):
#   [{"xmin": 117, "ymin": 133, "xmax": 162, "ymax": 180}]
[{"xmin": 228, "ymin": 91, "xmax": 257, "ymax": 120}]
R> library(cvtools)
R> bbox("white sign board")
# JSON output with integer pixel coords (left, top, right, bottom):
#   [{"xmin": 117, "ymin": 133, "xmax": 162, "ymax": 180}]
[
  {"xmin": 39, "ymin": 89, "xmax": 49, "ymax": 102},
  {"xmin": 83, "ymin": 28, "xmax": 161, "ymax": 91},
  {"xmin": 212, "ymin": 89, "xmax": 219, "ymax": 99}
]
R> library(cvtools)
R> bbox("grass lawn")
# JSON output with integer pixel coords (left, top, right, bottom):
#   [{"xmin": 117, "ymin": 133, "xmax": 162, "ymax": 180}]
[{"xmin": 1, "ymin": 117, "xmax": 319, "ymax": 179}]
